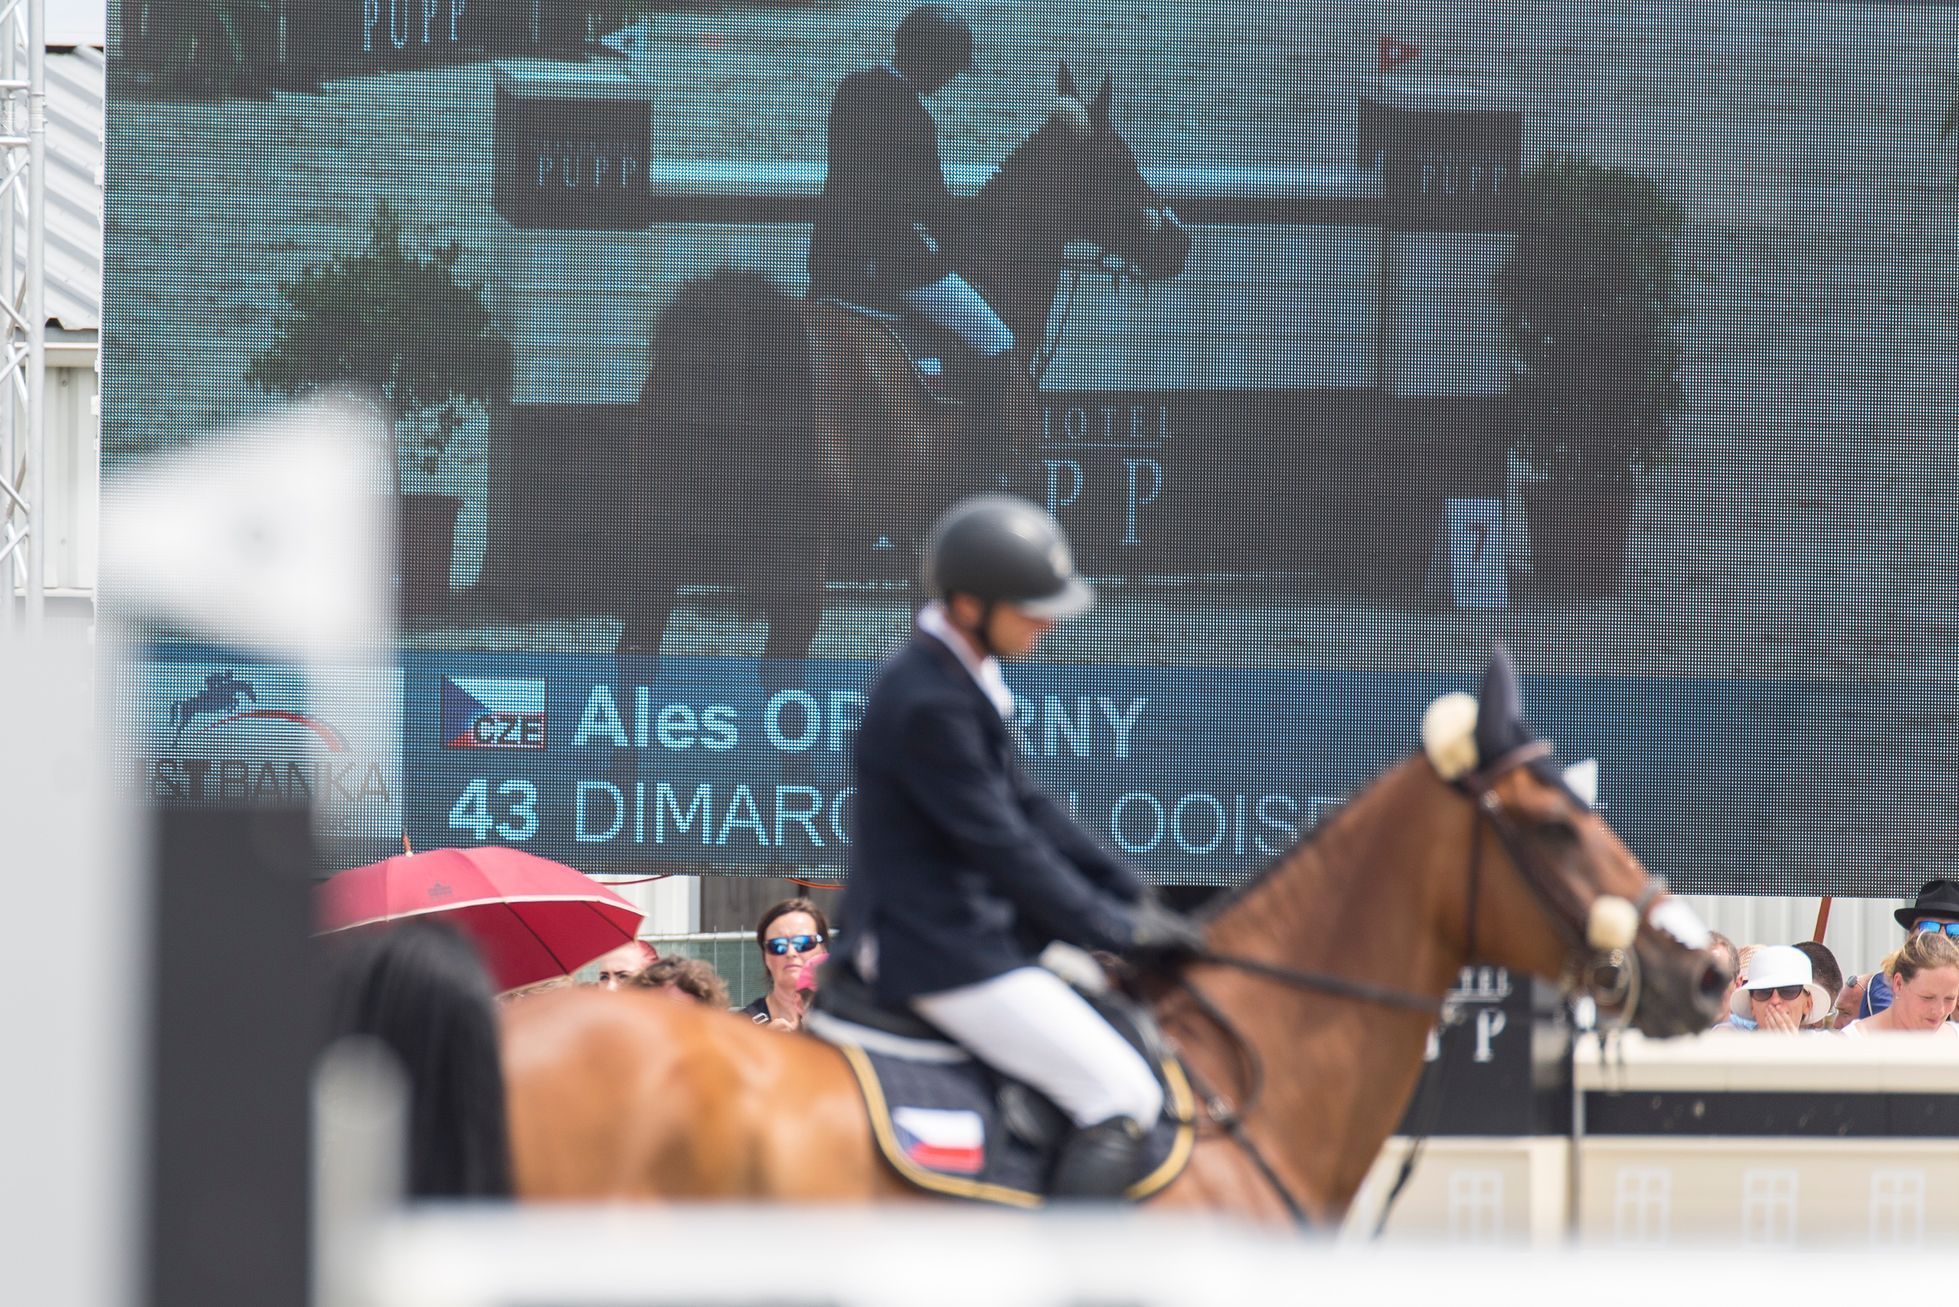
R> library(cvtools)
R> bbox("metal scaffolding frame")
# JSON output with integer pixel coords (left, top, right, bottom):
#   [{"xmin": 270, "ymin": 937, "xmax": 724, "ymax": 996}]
[{"xmin": 0, "ymin": 0, "xmax": 42, "ymax": 631}]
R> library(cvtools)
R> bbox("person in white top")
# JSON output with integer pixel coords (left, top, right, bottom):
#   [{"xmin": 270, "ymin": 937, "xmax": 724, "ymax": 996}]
[{"xmin": 1841, "ymin": 930, "xmax": 1959, "ymax": 1037}]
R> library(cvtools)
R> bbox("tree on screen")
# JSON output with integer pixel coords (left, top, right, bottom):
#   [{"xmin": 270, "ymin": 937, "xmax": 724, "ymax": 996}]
[
  {"xmin": 1495, "ymin": 154, "xmax": 1684, "ymax": 490},
  {"xmin": 247, "ymin": 201, "xmax": 509, "ymax": 486}
]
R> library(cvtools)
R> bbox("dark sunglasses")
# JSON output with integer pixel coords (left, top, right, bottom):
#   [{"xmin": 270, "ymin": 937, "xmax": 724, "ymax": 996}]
[
  {"xmin": 1912, "ymin": 920, "xmax": 1959, "ymax": 938},
  {"xmin": 766, "ymin": 933, "xmax": 826, "ymax": 956},
  {"xmin": 1753, "ymin": 983, "xmax": 1808, "ymax": 1002}
]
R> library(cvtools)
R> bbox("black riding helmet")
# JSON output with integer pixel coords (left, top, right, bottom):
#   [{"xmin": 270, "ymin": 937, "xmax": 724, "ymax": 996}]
[
  {"xmin": 893, "ymin": 4, "xmax": 974, "ymax": 84},
  {"xmin": 923, "ymin": 494, "xmax": 1094, "ymax": 620}
]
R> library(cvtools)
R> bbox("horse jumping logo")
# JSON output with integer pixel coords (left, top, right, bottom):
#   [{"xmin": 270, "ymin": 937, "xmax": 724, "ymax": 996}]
[{"xmin": 167, "ymin": 671, "xmax": 257, "ymax": 747}]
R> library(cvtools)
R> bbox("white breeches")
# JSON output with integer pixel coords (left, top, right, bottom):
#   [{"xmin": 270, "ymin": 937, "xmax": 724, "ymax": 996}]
[
  {"xmin": 911, "ymin": 966, "xmax": 1164, "ymax": 1127},
  {"xmin": 898, "ymin": 273, "xmax": 1015, "ymax": 357}
]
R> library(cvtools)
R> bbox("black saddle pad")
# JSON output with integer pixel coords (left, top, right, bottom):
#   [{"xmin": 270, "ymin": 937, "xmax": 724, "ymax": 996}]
[
  {"xmin": 814, "ymin": 297, "xmax": 971, "ymax": 405},
  {"xmin": 808, "ymin": 1011, "xmax": 1196, "ymax": 1208}
]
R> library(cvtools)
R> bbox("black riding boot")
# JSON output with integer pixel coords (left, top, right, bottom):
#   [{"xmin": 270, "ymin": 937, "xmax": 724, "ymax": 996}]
[
  {"xmin": 966, "ymin": 352, "xmax": 1026, "ymax": 491},
  {"xmin": 1048, "ymin": 1116, "xmax": 1147, "ymax": 1200}
]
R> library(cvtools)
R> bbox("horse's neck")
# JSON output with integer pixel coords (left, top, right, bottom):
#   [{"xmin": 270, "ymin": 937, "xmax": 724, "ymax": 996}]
[
  {"xmin": 1164, "ymin": 758, "xmax": 1471, "ymax": 1218},
  {"xmin": 969, "ymin": 167, "xmax": 1065, "ymax": 349}
]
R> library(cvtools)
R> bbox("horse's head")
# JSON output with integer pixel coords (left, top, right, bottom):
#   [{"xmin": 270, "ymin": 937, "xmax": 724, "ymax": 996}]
[
  {"xmin": 989, "ymin": 62, "xmax": 1191, "ymax": 284},
  {"xmin": 1420, "ymin": 646, "xmax": 1730, "ymax": 1037}
]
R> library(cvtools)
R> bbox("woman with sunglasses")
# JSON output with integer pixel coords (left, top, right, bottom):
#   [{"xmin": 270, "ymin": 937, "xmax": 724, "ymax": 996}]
[
  {"xmin": 1716, "ymin": 944, "xmax": 1833, "ymax": 1032},
  {"xmin": 1841, "ymin": 931, "xmax": 1959, "ymax": 1036},
  {"xmin": 1857, "ymin": 878, "xmax": 1959, "ymax": 1019},
  {"xmin": 739, "ymin": 897, "xmax": 831, "ymax": 1030}
]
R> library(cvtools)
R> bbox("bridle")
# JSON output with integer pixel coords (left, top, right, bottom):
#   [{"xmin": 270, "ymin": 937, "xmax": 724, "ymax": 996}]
[
  {"xmin": 1032, "ymin": 219, "xmax": 1170, "ymax": 385},
  {"xmin": 1162, "ymin": 740, "xmax": 1672, "ymax": 1226}
]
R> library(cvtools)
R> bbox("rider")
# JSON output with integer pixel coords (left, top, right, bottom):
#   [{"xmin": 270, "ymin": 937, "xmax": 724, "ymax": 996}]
[
  {"xmin": 839, "ymin": 494, "xmax": 1204, "ymax": 1197},
  {"xmin": 807, "ymin": 5, "xmax": 1022, "ymax": 435}
]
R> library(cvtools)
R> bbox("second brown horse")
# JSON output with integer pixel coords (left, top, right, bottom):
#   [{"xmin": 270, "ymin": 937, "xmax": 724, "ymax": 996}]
[{"xmin": 615, "ymin": 67, "xmax": 1189, "ymax": 661}]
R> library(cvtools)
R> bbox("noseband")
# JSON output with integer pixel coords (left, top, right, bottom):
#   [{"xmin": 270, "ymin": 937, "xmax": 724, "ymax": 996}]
[{"xmin": 1032, "ymin": 200, "xmax": 1181, "ymax": 383}]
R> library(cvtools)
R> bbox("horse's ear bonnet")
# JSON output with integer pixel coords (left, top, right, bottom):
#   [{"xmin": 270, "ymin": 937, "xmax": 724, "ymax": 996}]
[
  {"xmin": 1053, "ymin": 62, "xmax": 1091, "ymax": 135},
  {"xmin": 1473, "ymin": 642, "xmax": 1586, "ymax": 803},
  {"xmin": 1089, "ymin": 75, "xmax": 1113, "ymax": 126},
  {"xmin": 1473, "ymin": 642, "xmax": 1531, "ymax": 763}
]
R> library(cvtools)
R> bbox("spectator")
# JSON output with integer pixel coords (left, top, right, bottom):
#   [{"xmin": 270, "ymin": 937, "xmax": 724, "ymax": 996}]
[
  {"xmin": 1861, "ymin": 879, "xmax": 1959, "ymax": 1018},
  {"xmin": 591, "ymin": 939, "xmax": 659, "ymax": 990},
  {"xmin": 1793, "ymin": 940, "xmax": 1844, "ymax": 1024},
  {"xmin": 1831, "ymin": 972, "xmax": 1869, "ymax": 1031},
  {"xmin": 1706, "ymin": 931, "xmax": 1741, "ymax": 1027},
  {"xmin": 1706, "ymin": 931, "xmax": 1739, "ymax": 981},
  {"xmin": 1841, "ymin": 932, "xmax": 1959, "ymax": 1036},
  {"xmin": 632, "ymin": 956, "xmax": 731, "ymax": 1008},
  {"xmin": 738, "ymin": 897, "xmax": 830, "ymax": 1030},
  {"xmin": 1715, "ymin": 944, "xmax": 1831, "ymax": 1032}
]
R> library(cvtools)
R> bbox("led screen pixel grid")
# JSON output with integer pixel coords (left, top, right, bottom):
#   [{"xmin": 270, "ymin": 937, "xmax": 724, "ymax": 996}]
[{"xmin": 105, "ymin": 1, "xmax": 1959, "ymax": 892}]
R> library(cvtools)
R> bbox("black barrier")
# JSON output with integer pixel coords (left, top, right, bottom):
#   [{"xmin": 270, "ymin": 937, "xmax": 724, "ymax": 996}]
[
  {"xmin": 149, "ymin": 806, "xmax": 320, "ymax": 1307},
  {"xmin": 1398, "ymin": 970, "xmax": 1571, "ymax": 1138}
]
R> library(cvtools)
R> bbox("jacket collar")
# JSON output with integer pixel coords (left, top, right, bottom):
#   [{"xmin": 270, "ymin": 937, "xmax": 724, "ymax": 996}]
[{"xmin": 916, "ymin": 604, "xmax": 1016, "ymax": 720}]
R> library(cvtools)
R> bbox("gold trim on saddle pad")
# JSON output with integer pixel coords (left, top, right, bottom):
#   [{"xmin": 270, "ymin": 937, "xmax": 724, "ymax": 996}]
[{"xmin": 837, "ymin": 1042, "xmax": 1198, "ymax": 1207}]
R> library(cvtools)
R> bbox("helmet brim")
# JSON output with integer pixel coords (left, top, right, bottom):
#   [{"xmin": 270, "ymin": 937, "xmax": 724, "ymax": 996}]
[{"xmin": 1014, "ymin": 575, "xmax": 1095, "ymax": 620}]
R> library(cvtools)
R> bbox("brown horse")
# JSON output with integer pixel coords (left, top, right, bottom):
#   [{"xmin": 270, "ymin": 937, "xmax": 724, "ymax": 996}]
[
  {"xmin": 615, "ymin": 64, "xmax": 1190, "ymax": 660},
  {"xmin": 501, "ymin": 654, "xmax": 1728, "ymax": 1219}
]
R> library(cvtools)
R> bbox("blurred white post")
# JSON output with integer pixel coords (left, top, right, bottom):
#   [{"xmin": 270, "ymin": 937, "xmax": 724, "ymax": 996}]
[
  {"xmin": 0, "ymin": 624, "xmax": 140, "ymax": 1307},
  {"xmin": 314, "ymin": 1040, "xmax": 409, "ymax": 1307}
]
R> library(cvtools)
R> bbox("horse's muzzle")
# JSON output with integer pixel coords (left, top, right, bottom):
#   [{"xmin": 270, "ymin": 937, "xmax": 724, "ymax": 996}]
[
  {"xmin": 1128, "ymin": 205, "xmax": 1183, "ymax": 280},
  {"xmin": 1141, "ymin": 209, "xmax": 1191, "ymax": 280}
]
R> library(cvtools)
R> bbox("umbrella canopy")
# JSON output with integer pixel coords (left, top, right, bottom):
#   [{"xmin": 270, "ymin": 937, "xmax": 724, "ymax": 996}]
[{"xmin": 317, "ymin": 847, "xmax": 643, "ymax": 993}]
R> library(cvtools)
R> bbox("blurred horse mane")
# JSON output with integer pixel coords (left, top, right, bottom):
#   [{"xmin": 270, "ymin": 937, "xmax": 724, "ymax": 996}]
[{"xmin": 324, "ymin": 921, "xmax": 512, "ymax": 1200}]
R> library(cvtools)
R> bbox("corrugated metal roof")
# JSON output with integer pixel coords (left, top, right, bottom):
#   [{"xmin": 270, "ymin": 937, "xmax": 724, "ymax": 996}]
[{"xmin": 42, "ymin": 45, "xmax": 103, "ymax": 332}]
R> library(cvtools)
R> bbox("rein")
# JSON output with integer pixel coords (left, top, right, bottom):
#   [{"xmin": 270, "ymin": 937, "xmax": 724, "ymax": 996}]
[{"xmin": 1166, "ymin": 739, "xmax": 1645, "ymax": 1229}]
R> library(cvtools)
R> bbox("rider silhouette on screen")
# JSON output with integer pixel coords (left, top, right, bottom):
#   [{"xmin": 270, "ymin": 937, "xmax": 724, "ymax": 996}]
[{"xmin": 808, "ymin": 5, "xmax": 1022, "ymax": 438}]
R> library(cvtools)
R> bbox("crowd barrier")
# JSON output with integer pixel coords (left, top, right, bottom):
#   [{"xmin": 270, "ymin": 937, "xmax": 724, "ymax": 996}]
[{"xmin": 1348, "ymin": 1031, "xmax": 1959, "ymax": 1246}]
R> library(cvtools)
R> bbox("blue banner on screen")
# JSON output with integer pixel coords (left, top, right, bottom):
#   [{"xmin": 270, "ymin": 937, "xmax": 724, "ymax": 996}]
[{"xmin": 137, "ymin": 646, "xmax": 1875, "ymax": 882}]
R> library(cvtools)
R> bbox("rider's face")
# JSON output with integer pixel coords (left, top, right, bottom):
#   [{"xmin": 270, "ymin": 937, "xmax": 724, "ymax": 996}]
[{"xmin": 985, "ymin": 605, "xmax": 1054, "ymax": 658}]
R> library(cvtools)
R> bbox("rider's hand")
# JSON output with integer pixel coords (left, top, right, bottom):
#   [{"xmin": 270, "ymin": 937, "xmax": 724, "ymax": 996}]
[{"xmin": 1125, "ymin": 900, "xmax": 1205, "ymax": 963}]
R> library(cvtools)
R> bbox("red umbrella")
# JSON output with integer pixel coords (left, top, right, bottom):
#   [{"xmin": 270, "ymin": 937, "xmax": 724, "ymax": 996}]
[{"xmin": 316, "ymin": 847, "xmax": 644, "ymax": 993}]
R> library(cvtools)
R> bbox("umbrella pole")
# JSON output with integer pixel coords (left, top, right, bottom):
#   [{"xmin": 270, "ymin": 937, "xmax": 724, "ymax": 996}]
[{"xmin": 1812, "ymin": 896, "xmax": 1832, "ymax": 943}]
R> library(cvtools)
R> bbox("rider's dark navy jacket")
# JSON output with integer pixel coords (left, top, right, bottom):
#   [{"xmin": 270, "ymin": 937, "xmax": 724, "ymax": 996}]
[
  {"xmin": 808, "ymin": 65, "xmax": 964, "ymax": 303},
  {"xmin": 842, "ymin": 631, "xmax": 1147, "ymax": 1003}
]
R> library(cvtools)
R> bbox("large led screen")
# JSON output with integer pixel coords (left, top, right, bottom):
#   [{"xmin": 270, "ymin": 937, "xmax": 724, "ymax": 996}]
[{"xmin": 105, "ymin": 2, "xmax": 1959, "ymax": 891}]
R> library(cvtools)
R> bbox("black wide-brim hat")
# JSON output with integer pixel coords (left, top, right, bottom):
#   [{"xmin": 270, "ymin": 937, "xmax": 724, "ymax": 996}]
[{"xmin": 1895, "ymin": 878, "xmax": 1959, "ymax": 930}]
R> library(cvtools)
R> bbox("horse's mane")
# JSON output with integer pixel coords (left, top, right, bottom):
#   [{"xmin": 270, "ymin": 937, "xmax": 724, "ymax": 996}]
[
  {"xmin": 975, "ymin": 114, "xmax": 1078, "ymax": 210},
  {"xmin": 323, "ymin": 921, "xmax": 512, "ymax": 1199},
  {"xmin": 1192, "ymin": 750, "xmax": 1423, "ymax": 927}
]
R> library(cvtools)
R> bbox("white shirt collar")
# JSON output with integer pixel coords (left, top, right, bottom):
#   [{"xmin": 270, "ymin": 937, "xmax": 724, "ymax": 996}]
[{"xmin": 917, "ymin": 603, "xmax": 1016, "ymax": 719}]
